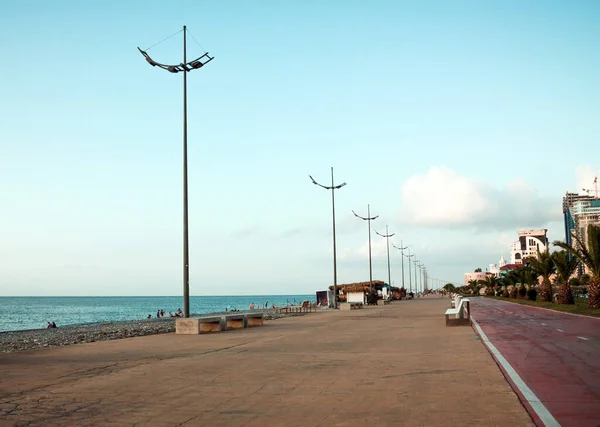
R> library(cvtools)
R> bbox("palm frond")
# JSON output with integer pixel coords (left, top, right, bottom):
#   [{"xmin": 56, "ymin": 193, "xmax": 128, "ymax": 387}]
[{"xmin": 553, "ymin": 224, "xmax": 600, "ymax": 277}]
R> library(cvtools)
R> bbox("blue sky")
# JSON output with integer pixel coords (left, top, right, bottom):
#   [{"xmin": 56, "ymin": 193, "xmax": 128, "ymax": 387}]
[{"xmin": 1, "ymin": 0, "xmax": 599, "ymax": 296}]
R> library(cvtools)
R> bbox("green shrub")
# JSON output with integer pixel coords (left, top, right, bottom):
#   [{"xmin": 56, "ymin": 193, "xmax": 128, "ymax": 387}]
[{"xmin": 527, "ymin": 288, "xmax": 537, "ymax": 301}]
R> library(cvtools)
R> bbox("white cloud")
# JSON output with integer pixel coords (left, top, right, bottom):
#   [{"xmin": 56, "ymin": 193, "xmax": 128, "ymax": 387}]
[
  {"xmin": 399, "ymin": 166, "xmax": 560, "ymax": 229},
  {"xmin": 575, "ymin": 165, "xmax": 599, "ymax": 197}
]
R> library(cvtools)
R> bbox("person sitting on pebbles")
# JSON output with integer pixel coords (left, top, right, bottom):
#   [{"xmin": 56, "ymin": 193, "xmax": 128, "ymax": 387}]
[{"xmin": 46, "ymin": 322, "xmax": 57, "ymax": 328}]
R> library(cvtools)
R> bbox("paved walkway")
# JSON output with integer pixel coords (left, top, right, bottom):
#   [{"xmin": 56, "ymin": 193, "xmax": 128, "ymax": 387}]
[
  {"xmin": 471, "ymin": 298, "xmax": 600, "ymax": 427},
  {"xmin": 0, "ymin": 297, "xmax": 533, "ymax": 427}
]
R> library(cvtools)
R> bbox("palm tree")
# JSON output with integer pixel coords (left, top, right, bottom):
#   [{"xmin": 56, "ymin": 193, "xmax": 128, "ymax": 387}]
[
  {"xmin": 467, "ymin": 279, "xmax": 480, "ymax": 295},
  {"xmin": 554, "ymin": 224, "xmax": 600, "ymax": 309},
  {"xmin": 503, "ymin": 270, "xmax": 519, "ymax": 298},
  {"xmin": 483, "ymin": 274, "xmax": 497, "ymax": 296},
  {"xmin": 527, "ymin": 250, "xmax": 556, "ymax": 302},
  {"xmin": 521, "ymin": 265, "xmax": 539, "ymax": 300},
  {"xmin": 512, "ymin": 269, "xmax": 528, "ymax": 299},
  {"xmin": 551, "ymin": 250, "xmax": 578, "ymax": 304}
]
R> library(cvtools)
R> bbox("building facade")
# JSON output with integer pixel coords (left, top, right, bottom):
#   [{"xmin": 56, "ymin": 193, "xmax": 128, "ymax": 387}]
[
  {"xmin": 510, "ymin": 229, "xmax": 549, "ymax": 264},
  {"xmin": 464, "ymin": 271, "xmax": 487, "ymax": 286},
  {"xmin": 563, "ymin": 191, "xmax": 600, "ymax": 275},
  {"xmin": 489, "ymin": 256, "xmax": 507, "ymax": 275}
]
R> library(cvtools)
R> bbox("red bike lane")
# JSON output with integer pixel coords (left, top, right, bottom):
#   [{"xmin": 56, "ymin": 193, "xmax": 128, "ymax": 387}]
[{"xmin": 471, "ymin": 298, "xmax": 600, "ymax": 427}]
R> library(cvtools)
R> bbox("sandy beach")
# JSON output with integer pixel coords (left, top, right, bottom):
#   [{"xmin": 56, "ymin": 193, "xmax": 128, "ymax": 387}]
[{"xmin": 0, "ymin": 297, "xmax": 533, "ymax": 427}]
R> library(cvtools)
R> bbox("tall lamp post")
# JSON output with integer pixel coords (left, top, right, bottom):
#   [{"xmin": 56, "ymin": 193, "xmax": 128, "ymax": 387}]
[
  {"xmin": 413, "ymin": 259, "xmax": 420, "ymax": 294},
  {"xmin": 375, "ymin": 226, "xmax": 395, "ymax": 289},
  {"xmin": 138, "ymin": 26, "xmax": 214, "ymax": 318},
  {"xmin": 406, "ymin": 249, "xmax": 414, "ymax": 293},
  {"xmin": 391, "ymin": 241, "xmax": 408, "ymax": 291},
  {"xmin": 352, "ymin": 205, "xmax": 379, "ymax": 290},
  {"xmin": 310, "ymin": 168, "xmax": 347, "ymax": 309}
]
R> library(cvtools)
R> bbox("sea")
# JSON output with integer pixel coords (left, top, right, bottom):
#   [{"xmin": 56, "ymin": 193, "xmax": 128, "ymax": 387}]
[{"xmin": 0, "ymin": 295, "xmax": 315, "ymax": 332}]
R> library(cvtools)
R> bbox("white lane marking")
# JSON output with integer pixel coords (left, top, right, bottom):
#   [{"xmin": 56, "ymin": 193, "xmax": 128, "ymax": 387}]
[
  {"xmin": 577, "ymin": 336, "xmax": 589, "ymax": 341},
  {"xmin": 556, "ymin": 329, "xmax": 565, "ymax": 332},
  {"xmin": 540, "ymin": 323, "xmax": 547, "ymax": 326},
  {"xmin": 472, "ymin": 317, "xmax": 561, "ymax": 427}
]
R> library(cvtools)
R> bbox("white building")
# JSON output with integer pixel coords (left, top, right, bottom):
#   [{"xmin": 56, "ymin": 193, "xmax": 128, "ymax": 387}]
[
  {"xmin": 489, "ymin": 256, "xmax": 507, "ymax": 275},
  {"xmin": 510, "ymin": 229, "xmax": 549, "ymax": 264}
]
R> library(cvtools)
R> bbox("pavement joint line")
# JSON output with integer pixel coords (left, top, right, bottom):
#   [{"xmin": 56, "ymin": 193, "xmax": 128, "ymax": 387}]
[
  {"xmin": 471, "ymin": 316, "xmax": 561, "ymax": 427},
  {"xmin": 577, "ymin": 336, "xmax": 590, "ymax": 341},
  {"xmin": 556, "ymin": 329, "xmax": 564, "ymax": 332}
]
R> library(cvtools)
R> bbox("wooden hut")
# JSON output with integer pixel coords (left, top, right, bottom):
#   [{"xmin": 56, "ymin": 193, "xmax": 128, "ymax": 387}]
[{"xmin": 329, "ymin": 280, "xmax": 385, "ymax": 302}]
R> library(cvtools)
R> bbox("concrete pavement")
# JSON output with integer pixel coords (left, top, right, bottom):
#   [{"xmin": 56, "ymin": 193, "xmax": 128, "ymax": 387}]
[
  {"xmin": 1, "ymin": 297, "xmax": 533, "ymax": 427},
  {"xmin": 471, "ymin": 297, "xmax": 600, "ymax": 427}
]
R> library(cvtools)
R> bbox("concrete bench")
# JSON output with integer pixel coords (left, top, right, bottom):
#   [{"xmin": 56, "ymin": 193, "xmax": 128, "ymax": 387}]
[
  {"xmin": 377, "ymin": 299, "xmax": 391, "ymax": 305},
  {"xmin": 445, "ymin": 297, "xmax": 471, "ymax": 327},
  {"xmin": 223, "ymin": 314, "xmax": 246, "ymax": 330},
  {"xmin": 246, "ymin": 313, "xmax": 264, "ymax": 327},
  {"xmin": 176, "ymin": 316, "xmax": 223, "ymax": 334}
]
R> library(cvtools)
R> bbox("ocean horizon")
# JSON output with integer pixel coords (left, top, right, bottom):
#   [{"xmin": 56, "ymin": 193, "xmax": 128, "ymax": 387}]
[{"xmin": 0, "ymin": 294, "xmax": 315, "ymax": 332}]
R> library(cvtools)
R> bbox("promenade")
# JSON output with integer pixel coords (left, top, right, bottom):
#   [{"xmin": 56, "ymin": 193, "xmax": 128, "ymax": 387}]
[{"xmin": 0, "ymin": 297, "xmax": 533, "ymax": 427}]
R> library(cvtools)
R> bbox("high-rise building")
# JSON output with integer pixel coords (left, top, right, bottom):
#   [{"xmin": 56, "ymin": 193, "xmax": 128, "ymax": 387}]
[
  {"xmin": 563, "ymin": 192, "xmax": 596, "ymax": 247},
  {"xmin": 562, "ymin": 191, "xmax": 600, "ymax": 275}
]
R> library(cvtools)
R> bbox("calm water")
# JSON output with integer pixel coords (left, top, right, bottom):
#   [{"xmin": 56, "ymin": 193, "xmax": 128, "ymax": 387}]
[{"xmin": 0, "ymin": 295, "xmax": 315, "ymax": 332}]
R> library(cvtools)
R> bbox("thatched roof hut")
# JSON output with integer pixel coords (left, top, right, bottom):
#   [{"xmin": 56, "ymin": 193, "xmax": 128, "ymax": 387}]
[{"xmin": 329, "ymin": 280, "xmax": 386, "ymax": 293}]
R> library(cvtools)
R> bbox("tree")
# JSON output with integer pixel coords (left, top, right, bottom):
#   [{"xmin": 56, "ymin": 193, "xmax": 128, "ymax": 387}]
[
  {"xmin": 554, "ymin": 224, "xmax": 600, "ymax": 309},
  {"xmin": 552, "ymin": 250, "xmax": 578, "ymax": 304},
  {"xmin": 474, "ymin": 268, "xmax": 482, "ymax": 272},
  {"xmin": 467, "ymin": 279, "xmax": 480, "ymax": 295},
  {"xmin": 528, "ymin": 250, "xmax": 555, "ymax": 302},
  {"xmin": 443, "ymin": 283, "xmax": 456, "ymax": 293},
  {"xmin": 483, "ymin": 274, "xmax": 497, "ymax": 287}
]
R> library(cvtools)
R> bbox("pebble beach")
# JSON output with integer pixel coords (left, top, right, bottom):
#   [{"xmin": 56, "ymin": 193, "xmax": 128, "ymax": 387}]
[{"xmin": 0, "ymin": 309, "xmax": 307, "ymax": 353}]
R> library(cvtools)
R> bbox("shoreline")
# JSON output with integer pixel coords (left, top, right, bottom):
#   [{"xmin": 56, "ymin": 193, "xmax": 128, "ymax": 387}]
[{"xmin": 0, "ymin": 308, "xmax": 313, "ymax": 353}]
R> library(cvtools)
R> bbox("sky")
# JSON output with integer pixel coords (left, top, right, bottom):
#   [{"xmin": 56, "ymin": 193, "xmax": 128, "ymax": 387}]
[{"xmin": 1, "ymin": 0, "xmax": 599, "ymax": 296}]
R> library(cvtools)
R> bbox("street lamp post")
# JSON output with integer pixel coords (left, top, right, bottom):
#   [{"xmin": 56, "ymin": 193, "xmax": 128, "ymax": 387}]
[
  {"xmin": 406, "ymin": 249, "xmax": 414, "ymax": 293},
  {"xmin": 375, "ymin": 226, "xmax": 395, "ymax": 289},
  {"xmin": 391, "ymin": 241, "xmax": 408, "ymax": 291},
  {"xmin": 352, "ymin": 205, "xmax": 379, "ymax": 290},
  {"xmin": 138, "ymin": 26, "xmax": 214, "ymax": 318},
  {"xmin": 413, "ymin": 259, "xmax": 420, "ymax": 294},
  {"xmin": 310, "ymin": 168, "xmax": 347, "ymax": 309}
]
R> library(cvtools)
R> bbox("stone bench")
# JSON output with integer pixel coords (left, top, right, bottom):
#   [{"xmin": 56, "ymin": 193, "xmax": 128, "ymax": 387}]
[
  {"xmin": 176, "ymin": 313, "xmax": 266, "ymax": 334},
  {"xmin": 176, "ymin": 316, "xmax": 222, "ymax": 334},
  {"xmin": 445, "ymin": 297, "xmax": 471, "ymax": 327},
  {"xmin": 246, "ymin": 313, "xmax": 264, "ymax": 327},
  {"xmin": 377, "ymin": 299, "xmax": 391, "ymax": 305},
  {"xmin": 224, "ymin": 314, "xmax": 246, "ymax": 330}
]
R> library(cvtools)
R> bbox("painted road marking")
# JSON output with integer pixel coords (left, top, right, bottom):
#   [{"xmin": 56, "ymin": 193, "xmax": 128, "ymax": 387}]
[
  {"xmin": 540, "ymin": 323, "xmax": 547, "ymax": 326},
  {"xmin": 556, "ymin": 329, "xmax": 565, "ymax": 332},
  {"xmin": 577, "ymin": 336, "xmax": 590, "ymax": 341},
  {"xmin": 472, "ymin": 317, "xmax": 560, "ymax": 427}
]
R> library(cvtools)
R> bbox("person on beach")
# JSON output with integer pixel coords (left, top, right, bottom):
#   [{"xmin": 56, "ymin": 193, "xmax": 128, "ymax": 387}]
[
  {"xmin": 47, "ymin": 322, "xmax": 57, "ymax": 328},
  {"xmin": 249, "ymin": 303, "xmax": 255, "ymax": 310}
]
